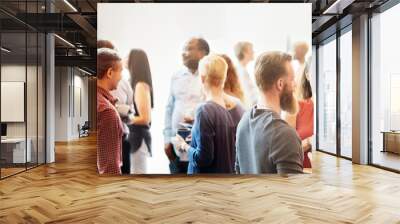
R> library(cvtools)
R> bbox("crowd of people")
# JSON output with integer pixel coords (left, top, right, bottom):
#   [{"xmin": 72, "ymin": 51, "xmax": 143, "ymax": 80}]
[{"xmin": 97, "ymin": 37, "xmax": 313, "ymax": 175}]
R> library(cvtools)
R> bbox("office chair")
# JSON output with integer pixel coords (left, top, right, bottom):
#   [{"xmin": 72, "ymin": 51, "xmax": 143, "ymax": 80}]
[{"xmin": 79, "ymin": 121, "xmax": 90, "ymax": 138}]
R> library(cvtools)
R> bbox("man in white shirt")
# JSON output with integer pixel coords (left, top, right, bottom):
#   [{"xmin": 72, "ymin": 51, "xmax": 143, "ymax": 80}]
[
  {"xmin": 164, "ymin": 37, "xmax": 209, "ymax": 174},
  {"xmin": 234, "ymin": 41, "xmax": 258, "ymax": 108},
  {"xmin": 110, "ymin": 69, "xmax": 134, "ymax": 123}
]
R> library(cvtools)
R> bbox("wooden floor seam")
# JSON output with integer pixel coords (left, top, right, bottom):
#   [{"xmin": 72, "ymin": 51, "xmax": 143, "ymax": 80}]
[{"xmin": 1, "ymin": 134, "xmax": 400, "ymax": 223}]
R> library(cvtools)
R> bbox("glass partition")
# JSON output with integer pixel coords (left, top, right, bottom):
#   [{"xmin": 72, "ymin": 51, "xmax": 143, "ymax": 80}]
[
  {"xmin": 1, "ymin": 31, "xmax": 28, "ymax": 178},
  {"xmin": 0, "ymin": 1, "xmax": 46, "ymax": 179},
  {"xmin": 339, "ymin": 28, "xmax": 352, "ymax": 158},
  {"xmin": 27, "ymin": 31, "xmax": 38, "ymax": 169},
  {"xmin": 38, "ymin": 32, "xmax": 45, "ymax": 165},
  {"xmin": 317, "ymin": 36, "xmax": 337, "ymax": 154},
  {"xmin": 371, "ymin": 3, "xmax": 400, "ymax": 171}
]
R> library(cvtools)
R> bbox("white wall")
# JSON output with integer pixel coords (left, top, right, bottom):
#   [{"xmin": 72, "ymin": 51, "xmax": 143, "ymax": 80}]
[
  {"xmin": 55, "ymin": 67, "xmax": 70, "ymax": 141},
  {"xmin": 75, "ymin": 74, "xmax": 89, "ymax": 122},
  {"xmin": 1, "ymin": 64, "xmax": 45, "ymax": 164},
  {"xmin": 1, "ymin": 65, "xmax": 31, "ymax": 138},
  {"xmin": 1, "ymin": 65, "xmax": 26, "ymax": 147},
  {"xmin": 54, "ymin": 67, "xmax": 89, "ymax": 141},
  {"xmin": 72, "ymin": 73, "xmax": 89, "ymax": 138}
]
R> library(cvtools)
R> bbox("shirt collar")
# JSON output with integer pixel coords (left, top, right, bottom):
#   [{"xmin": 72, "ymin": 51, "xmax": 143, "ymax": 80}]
[
  {"xmin": 182, "ymin": 66, "xmax": 198, "ymax": 76},
  {"xmin": 98, "ymin": 86, "xmax": 118, "ymax": 105},
  {"xmin": 253, "ymin": 104, "xmax": 280, "ymax": 118}
]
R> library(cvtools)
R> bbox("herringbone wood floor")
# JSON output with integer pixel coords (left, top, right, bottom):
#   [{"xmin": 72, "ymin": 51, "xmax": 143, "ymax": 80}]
[{"xmin": 1, "ymin": 134, "xmax": 400, "ymax": 223}]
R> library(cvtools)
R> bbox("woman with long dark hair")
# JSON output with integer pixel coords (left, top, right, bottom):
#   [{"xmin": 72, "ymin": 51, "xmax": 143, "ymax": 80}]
[{"xmin": 127, "ymin": 49, "xmax": 154, "ymax": 174}]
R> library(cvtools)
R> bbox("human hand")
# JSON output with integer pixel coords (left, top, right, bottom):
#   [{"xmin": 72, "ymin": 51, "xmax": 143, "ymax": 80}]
[
  {"xmin": 302, "ymin": 141, "xmax": 312, "ymax": 152},
  {"xmin": 164, "ymin": 143, "xmax": 176, "ymax": 161},
  {"xmin": 186, "ymin": 134, "xmax": 192, "ymax": 142},
  {"xmin": 183, "ymin": 116, "xmax": 194, "ymax": 124},
  {"xmin": 171, "ymin": 135, "xmax": 189, "ymax": 153},
  {"xmin": 115, "ymin": 104, "xmax": 132, "ymax": 117}
]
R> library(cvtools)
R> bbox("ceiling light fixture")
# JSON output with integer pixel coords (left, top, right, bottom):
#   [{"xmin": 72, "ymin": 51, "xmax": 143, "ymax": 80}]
[
  {"xmin": 63, "ymin": 0, "xmax": 78, "ymax": 12},
  {"xmin": 323, "ymin": 1, "xmax": 340, "ymax": 14},
  {"xmin": 78, "ymin": 67, "xmax": 93, "ymax": 76},
  {"xmin": 322, "ymin": 0, "xmax": 354, "ymax": 15},
  {"xmin": 1, "ymin": 47, "xmax": 11, "ymax": 53},
  {"xmin": 54, "ymin": 34, "xmax": 75, "ymax": 48},
  {"xmin": 76, "ymin": 49, "xmax": 84, "ymax": 55}
]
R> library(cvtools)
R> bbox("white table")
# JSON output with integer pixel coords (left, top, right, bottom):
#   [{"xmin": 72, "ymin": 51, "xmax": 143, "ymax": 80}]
[{"xmin": 1, "ymin": 138, "xmax": 31, "ymax": 163}]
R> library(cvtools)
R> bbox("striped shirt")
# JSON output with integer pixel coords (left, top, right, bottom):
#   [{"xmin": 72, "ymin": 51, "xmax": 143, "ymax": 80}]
[{"xmin": 97, "ymin": 86, "xmax": 124, "ymax": 175}]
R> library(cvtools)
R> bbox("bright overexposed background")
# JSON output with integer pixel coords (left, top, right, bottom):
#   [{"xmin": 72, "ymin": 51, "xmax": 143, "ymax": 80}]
[
  {"xmin": 98, "ymin": 3, "xmax": 311, "ymax": 174},
  {"xmin": 371, "ymin": 3, "xmax": 400, "ymax": 168}
]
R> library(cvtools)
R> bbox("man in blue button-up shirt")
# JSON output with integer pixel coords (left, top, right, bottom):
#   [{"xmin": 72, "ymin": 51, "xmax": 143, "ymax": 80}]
[{"xmin": 163, "ymin": 37, "xmax": 209, "ymax": 174}]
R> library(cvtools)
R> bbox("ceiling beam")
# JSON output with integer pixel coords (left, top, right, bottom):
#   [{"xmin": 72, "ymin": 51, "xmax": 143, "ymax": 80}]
[
  {"xmin": 312, "ymin": 14, "xmax": 335, "ymax": 33},
  {"xmin": 67, "ymin": 13, "xmax": 97, "ymax": 40},
  {"xmin": 55, "ymin": 55, "xmax": 95, "ymax": 69}
]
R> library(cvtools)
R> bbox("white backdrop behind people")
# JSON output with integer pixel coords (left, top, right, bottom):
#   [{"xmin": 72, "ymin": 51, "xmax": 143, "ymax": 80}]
[{"xmin": 98, "ymin": 3, "xmax": 311, "ymax": 174}]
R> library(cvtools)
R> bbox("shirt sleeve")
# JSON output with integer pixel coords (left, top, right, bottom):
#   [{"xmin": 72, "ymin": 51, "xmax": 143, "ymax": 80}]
[
  {"xmin": 269, "ymin": 122, "xmax": 303, "ymax": 174},
  {"xmin": 235, "ymin": 153, "xmax": 241, "ymax": 174},
  {"xmin": 97, "ymin": 108, "xmax": 122, "ymax": 175},
  {"xmin": 188, "ymin": 107, "xmax": 215, "ymax": 168},
  {"xmin": 163, "ymin": 78, "xmax": 175, "ymax": 144},
  {"xmin": 123, "ymin": 79, "xmax": 134, "ymax": 107}
]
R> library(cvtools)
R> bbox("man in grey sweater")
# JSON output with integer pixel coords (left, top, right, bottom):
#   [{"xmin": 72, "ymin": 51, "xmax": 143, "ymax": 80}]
[{"xmin": 236, "ymin": 51, "xmax": 304, "ymax": 174}]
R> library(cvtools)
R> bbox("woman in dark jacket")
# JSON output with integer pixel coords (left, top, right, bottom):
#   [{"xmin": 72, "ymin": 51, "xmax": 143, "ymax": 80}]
[{"xmin": 173, "ymin": 54, "xmax": 241, "ymax": 174}]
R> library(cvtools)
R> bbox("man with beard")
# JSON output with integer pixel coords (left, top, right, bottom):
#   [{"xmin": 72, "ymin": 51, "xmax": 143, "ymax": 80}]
[
  {"xmin": 164, "ymin": 37, "xmax": 210, "ymax": 174},
  {"xmin": 235, "ymin": 51, "xmax": 303, "ymax": 174}
]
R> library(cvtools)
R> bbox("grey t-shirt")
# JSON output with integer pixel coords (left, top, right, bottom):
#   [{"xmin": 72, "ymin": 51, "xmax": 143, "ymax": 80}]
[{"xmin": 236, "ymin": 106, "xmax": 303, "ymax": 174}]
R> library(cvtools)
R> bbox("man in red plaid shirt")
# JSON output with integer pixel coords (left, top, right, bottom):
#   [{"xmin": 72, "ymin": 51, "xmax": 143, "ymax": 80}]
[{"xmin": 97, "ymin": 48, "xmax": 124, "ymax": 174}]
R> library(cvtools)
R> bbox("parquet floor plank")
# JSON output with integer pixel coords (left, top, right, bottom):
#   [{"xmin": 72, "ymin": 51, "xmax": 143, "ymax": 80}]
[{"xmin": 1, "ymin": 134, "xmax": 400, "ymax": 223}]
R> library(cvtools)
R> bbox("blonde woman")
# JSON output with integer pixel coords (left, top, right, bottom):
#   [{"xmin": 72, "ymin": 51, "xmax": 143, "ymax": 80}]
[{"xmin": 173, "ymin": 54, "xmax": 243, "ymax": 174}]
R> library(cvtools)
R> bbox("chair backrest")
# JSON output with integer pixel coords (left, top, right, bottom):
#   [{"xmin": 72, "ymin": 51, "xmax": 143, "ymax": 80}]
[{"xmin": 82, "ymin": 121, "xmax": 90, "ymax": 129}]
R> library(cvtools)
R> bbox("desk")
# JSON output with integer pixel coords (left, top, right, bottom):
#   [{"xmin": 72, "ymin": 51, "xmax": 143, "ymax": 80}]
[
  {"xmin": 381, "ymin": 131, "xmax": 400, "ymax": 154},
  {"xmin": 1, "ymin": 138, "xmax": 31, "ymax": 163}
]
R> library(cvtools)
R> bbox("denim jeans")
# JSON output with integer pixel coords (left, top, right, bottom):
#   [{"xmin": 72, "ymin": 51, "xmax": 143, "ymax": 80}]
[{"xmin": 169, "ymin": 157, "xmax": 189, "ymax": 174}]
